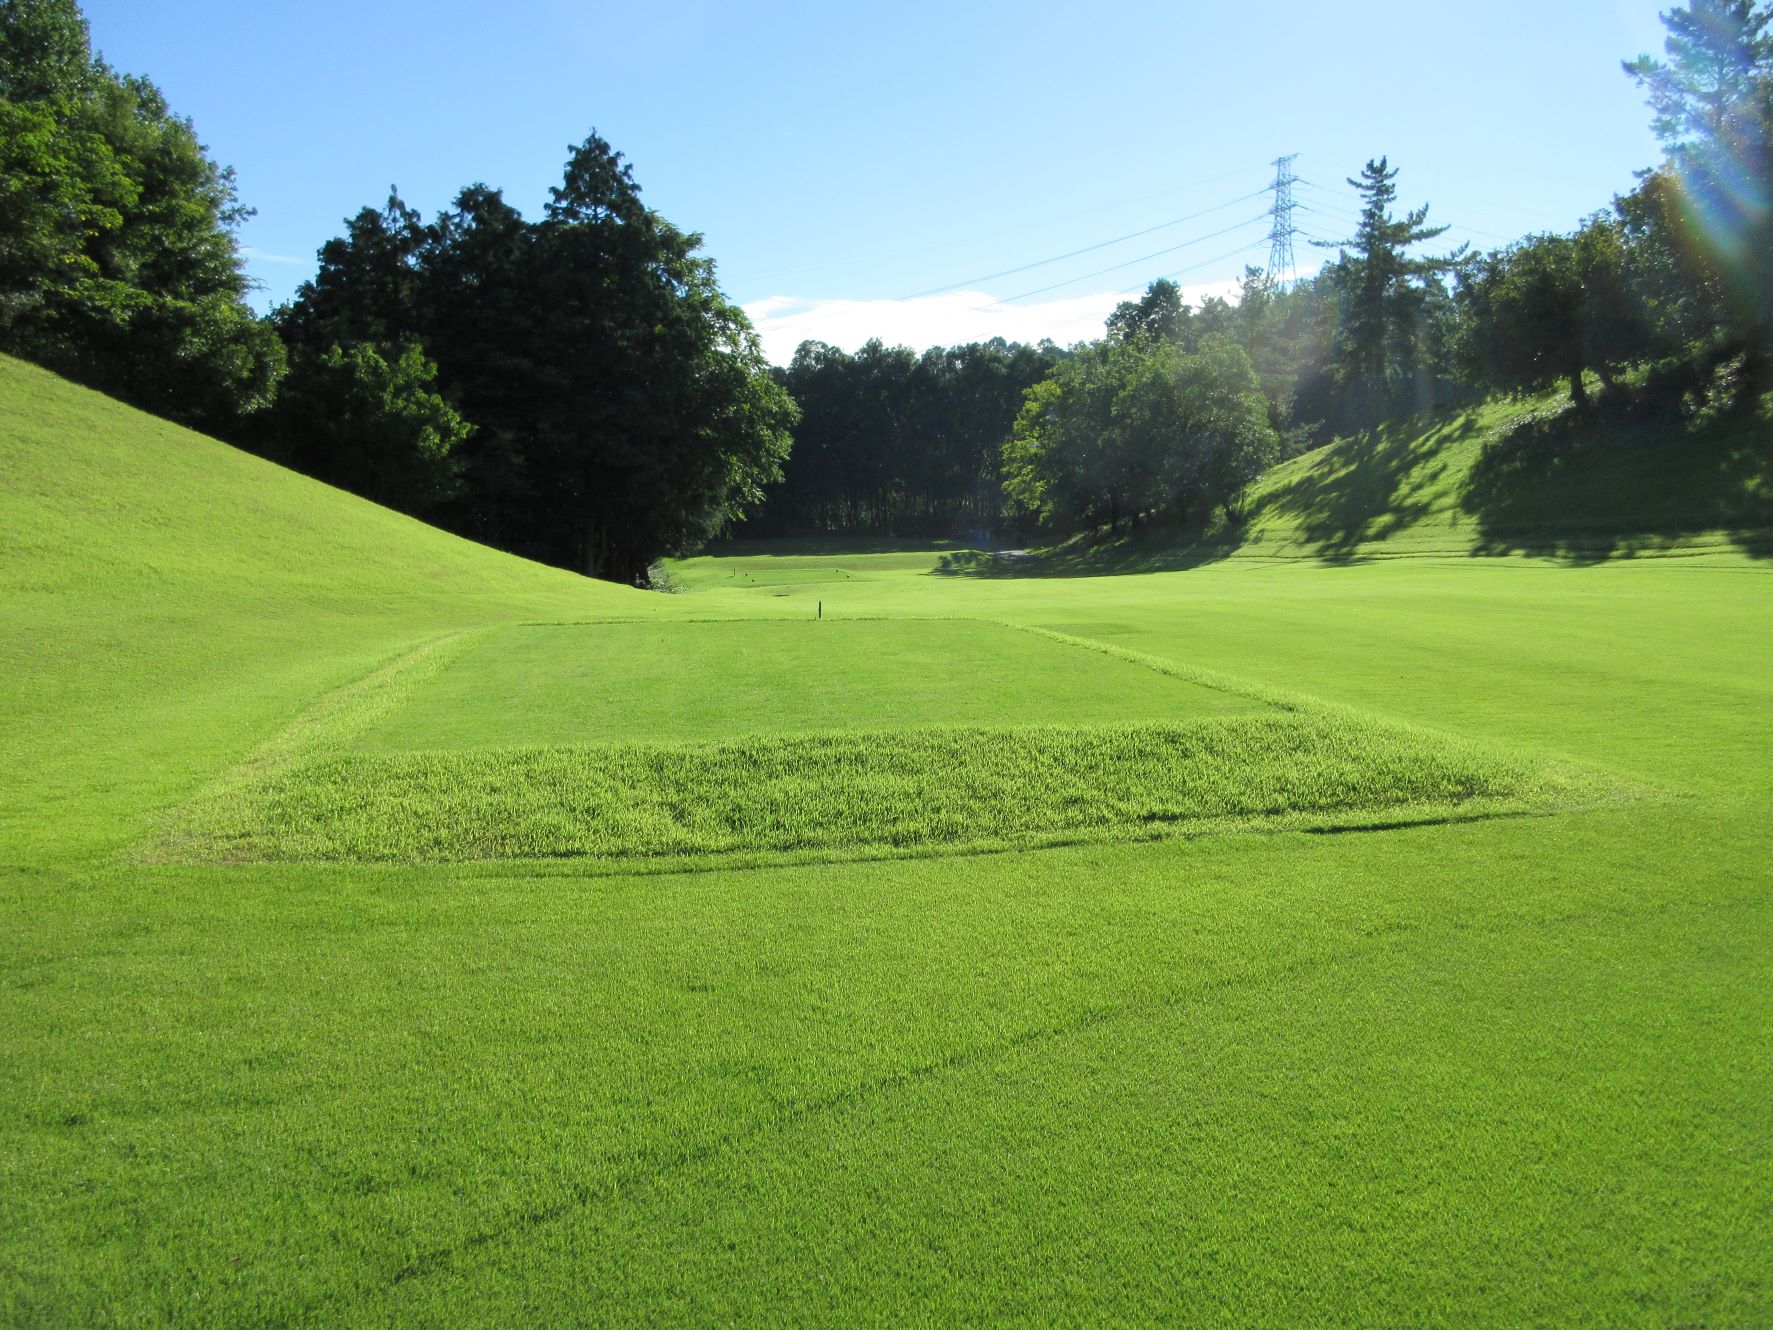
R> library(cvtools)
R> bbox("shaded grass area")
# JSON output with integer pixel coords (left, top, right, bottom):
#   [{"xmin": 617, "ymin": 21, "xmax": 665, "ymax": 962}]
[
  {"xmin": 358, "ymin": 618, "xmax": 1257, "ymax": 750},
  {"xmin": 931, "ymin": 534, "xmax": 1232, "ymax": 579},
  {"xmin": 673, "ymin": 546, "xmax": 960, "ymax": 592},
  {"xmin": 698, "ymin": 534, "xmax": 968, "ymax": 559},
  {"xmin": 1460, "ymin": 394, "xmax": 1773, "ymax": 561},
  {"xmin": 1249, "ymin": 408, "xmax": 1482, "ymax": 561}
]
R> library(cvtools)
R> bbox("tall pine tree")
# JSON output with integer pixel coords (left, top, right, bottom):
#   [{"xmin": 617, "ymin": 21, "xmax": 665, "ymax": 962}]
[{"xmin": 1319, "ymin": 158, "xmax": 1461, "ymax": 424}]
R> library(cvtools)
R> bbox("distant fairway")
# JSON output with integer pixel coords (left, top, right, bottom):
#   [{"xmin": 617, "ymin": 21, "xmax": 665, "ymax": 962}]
[
  {"xmin": 355, "ymin": 617, "xmax": 1264, "ymax": 749},
  {"xmin": 4, "ymin": 355, "xmax": 1771, "ymax": 1328}
]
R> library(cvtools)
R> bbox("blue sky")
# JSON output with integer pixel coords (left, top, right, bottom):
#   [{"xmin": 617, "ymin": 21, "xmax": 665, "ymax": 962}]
[{"xmin": 81, "ymin": 0, "xmax": 1672, "ymax": 362}]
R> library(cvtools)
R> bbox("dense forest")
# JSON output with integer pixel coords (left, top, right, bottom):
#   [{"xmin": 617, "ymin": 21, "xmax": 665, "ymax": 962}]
[
  {"xmin": 2, "ymin": 0, "xmax": 1768, "ymax": 577},
  {"xmin": 750, "ymin": 337, "xmax": 1064, "ymax": 538},
  {"xmin": 261, "ymin": 162, "xmax": 796, "ymax": 585}
]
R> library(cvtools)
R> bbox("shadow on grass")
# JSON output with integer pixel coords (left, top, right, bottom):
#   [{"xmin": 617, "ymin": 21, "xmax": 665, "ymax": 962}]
[
  {"xmin": 934, "ymin": 409, "xmax": 1483, "ymax": 579},
  {"xmin": 938, "ymin": 393, "xmax": 1773, "ymax": 579},
  {"xmin": 931, "ymin": 527, "xmax": 1241, "ymax": 579},
  {"xmin": 1244, "ymin": 411, "xmax": 1479, "ymax": 563},
  {"xmin": 699, "ymin": 534, "xmax": 966, "ymax": 559},
  {"xmin": 1458, "ymin": 396, "xmax": 1773, "ymax": 563}
]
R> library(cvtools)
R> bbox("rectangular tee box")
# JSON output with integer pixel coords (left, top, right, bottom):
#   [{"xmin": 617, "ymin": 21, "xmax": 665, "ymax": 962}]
[{"xmin": 353, "ymin": 618, "xmax": 1269, "ymax": 751}]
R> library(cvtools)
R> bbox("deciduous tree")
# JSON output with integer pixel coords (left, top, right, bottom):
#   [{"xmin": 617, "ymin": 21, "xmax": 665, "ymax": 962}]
[{"xmin": 0, "ymin": 0, "xmax": 282, "ymax": 430}]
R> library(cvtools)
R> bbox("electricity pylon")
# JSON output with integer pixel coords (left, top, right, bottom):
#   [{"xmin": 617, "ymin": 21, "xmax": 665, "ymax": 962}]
[{"xmin": 1266, "ymin": 154, "xmax": 1300, "ymax": 291}]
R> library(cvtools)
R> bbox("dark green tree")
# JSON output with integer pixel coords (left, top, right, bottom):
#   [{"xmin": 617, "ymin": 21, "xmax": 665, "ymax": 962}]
[
  {"xmin": 519, "ymin": 133, "xmax": 795, "ymax": 582},
  {"xmin": 1316, "ymin": 158, "xmax": 1462, "ymax": 425},
  {"xmin": 0, "ymin": 95, "xmax": 129, "ymax": 335},
  {"xmin": 1626, "ymin": 0, "xmax": 1770, "ymax": 150},
  {"xmin": 1106, "ymin": 279, "xmax": 1187, "ymax": 345},
  {"xmin": 276, "ymin": 191, "xmax": 427, "ymax": 353},
  {"xmin": 418, "ymin": 185, "xmax": 540, "ymax": 548},
  {"xmin": 0, "ymin": 0, "xmax": 92, "ymax": 101},
  {"xmin": 1456, "ymin": 219, "xmax": 1648, "ymax": 407},
  {"xmin": 1004, "ymin": 349, "xmax": 1119, "ymax": 529},
  {"xmin": 267, "ymin": 340, "xmax": 468, "ymax": 512},
  {"xmin": 1004, "ymin": 334, "xmax": 1276, "ymax": 532},
  {"xmin": 1162, "ymin": 334, "xmax": 1281, "ymax": 518},
  {"xmin": 271, "ymin": 135, "xmax": 794, "ymax": 582},
  {"xmin": 760, "ymin": 336, "xmax": 1058, "ymax": 536},
  {"xmin": 0, "ymin": 0, "xmax": 282, "ymax": 429}
]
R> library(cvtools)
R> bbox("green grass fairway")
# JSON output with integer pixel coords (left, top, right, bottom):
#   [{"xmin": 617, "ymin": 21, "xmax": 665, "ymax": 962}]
[
  {"xmin": 4, "ymin": 354, "xmax": 1771, "ymax": 1327},
  {"xmin": 354, "ymin": 618, "xmax": 1263, "ymax": 750}
]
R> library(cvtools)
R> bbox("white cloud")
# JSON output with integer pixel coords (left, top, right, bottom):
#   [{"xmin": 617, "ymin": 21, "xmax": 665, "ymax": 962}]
[
  {"xmin": 743, "ymin": 280, "xmax": 1248, "ymax": 365},
  {"xmin": 240, "ymin": 246, "xmax": 307, "ymax": 265}
]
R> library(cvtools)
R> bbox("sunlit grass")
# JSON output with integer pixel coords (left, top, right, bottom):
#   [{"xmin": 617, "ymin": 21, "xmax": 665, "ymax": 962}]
[
  {"xmin": 5, "ymin": 356, "xmax": 1769, "ymax": 1327},
  {"xmin": 355, "ymin": 617, "xmax": 1259, "ymax": 751},
  {"xmin": 159, "ymin": 712, "xmax": 1602, "ymax": 866},
  {"xmin": 153, "ymin": 610, "xmax": 1613, "ymax": 867}
]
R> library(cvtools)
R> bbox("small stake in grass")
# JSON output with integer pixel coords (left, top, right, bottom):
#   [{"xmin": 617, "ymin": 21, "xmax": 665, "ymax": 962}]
[{"xmin": 818, "ymin": 600, "xmax": 823, "ymax": 620}]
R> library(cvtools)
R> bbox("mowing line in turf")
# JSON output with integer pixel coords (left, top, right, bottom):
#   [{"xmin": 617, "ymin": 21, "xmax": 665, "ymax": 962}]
[{"xmin": 144, "ymin": 619, "xmax": 1629, "ymax": 868}]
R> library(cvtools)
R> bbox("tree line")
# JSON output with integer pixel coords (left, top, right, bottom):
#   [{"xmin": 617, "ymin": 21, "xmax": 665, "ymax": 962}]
[
  {"xmin": 0, "ymin": 0, "xmax": 280, "ymax": 427},
  {"xmin": 0, "ymin": 0, "xmax": 793, "ymax": 585},
  {"xmin": 766, "ymin": 0, "xmax": 1771, "ymax": 542},
  {"xmin": 3, "ymin": 0, "xmax": 1767, "ymax": 570},
  {"xmin": 751, "ymin": 337, "xmax": 1063, "ymax": 537},
  {"xmin": 259, "ymin": 159, "xmax": 796, "ymax": 584}
]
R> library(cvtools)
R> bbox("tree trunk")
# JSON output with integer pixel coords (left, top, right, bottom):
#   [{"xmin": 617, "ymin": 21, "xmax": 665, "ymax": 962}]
[
  {"xmin": 1568, "ymin": 368, "xmax": 1590, "ymax": 410},
  {"xmin": 1739, "ymin": 337, "xmax": 1771, "ymax": 405},
  {"xmin": 582, "ymin": 520, "xmax": 611, "ymax": 579}
]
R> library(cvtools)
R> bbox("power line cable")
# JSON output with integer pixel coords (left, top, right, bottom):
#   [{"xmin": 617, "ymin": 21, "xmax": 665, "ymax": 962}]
[
  {"xmin": 1295, "ymin": 199, "xmax": 1364, "ymax": 222},
  {"xmin": 749, "ymin": 164, "xmax": 1309, "ymax": 349},
  {"xmin": 1136, "ymin": 237, "xmax": 1275, "ymax": 293},
  {"xmin": 748, "ymin": 192, "xmax": 1273, "ymax": 343},
  {"xmin": 1296, "ymin": 178, "xmax": 1514, "ymax": 243},
  {"xmin": 971, "ymin": 211, "xmax": 1271, "ymax": 309},
  {"xmin": 903, "ymin": 189, "xmax": 1269, "ymax": 299},
  {"xmin": 743, "ymin": 163, "xmax": 1262, "ymax": 285}
]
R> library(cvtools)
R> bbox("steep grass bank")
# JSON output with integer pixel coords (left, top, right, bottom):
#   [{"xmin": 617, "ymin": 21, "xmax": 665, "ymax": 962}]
[
  {"xmin": 1243, "ymin": 389, "xmax": 1773, "ymax": 562},
  {"xmin": 0, "ymin": 354, "xmax": 638, "ymax": 861}
]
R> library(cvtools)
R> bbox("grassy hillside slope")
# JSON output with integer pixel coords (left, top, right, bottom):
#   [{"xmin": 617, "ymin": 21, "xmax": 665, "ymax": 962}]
[
  {"xmin": 0, "ymin": 353, "xmax": 643, "ymax": 861},
  {"xmin": 876, "ymin": 390, "xmax": 1773, "ymax": 580},
  {"xmin": 4, "ymin": 359, "xmax": 1771, "ymax": 1327},
  {"xmin": 1241, "ymin": 391, "xmax": 1773, "ymax": 561}
]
